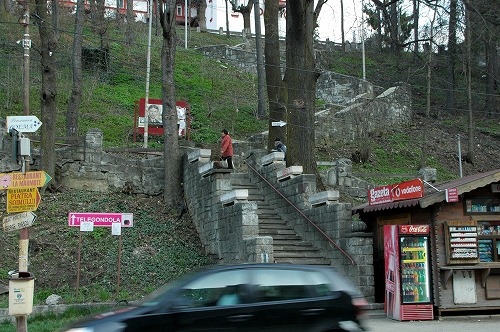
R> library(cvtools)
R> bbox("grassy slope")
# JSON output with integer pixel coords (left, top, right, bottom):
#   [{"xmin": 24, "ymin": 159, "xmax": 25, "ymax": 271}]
[{"xmin": 0, "ymin": 9, "xmax": 499, "ymax": 317}]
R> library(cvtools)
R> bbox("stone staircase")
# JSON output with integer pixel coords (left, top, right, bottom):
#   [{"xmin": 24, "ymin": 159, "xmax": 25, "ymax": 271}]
[{"xmin": 230, "ymin": 172, "xmax": 330, "ymax": 265}]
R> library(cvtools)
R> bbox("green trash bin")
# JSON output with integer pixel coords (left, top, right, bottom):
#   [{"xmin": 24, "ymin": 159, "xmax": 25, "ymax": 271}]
[{"xmin": 9, "ymin": 272, "xmax": 35, "ymax": 316}]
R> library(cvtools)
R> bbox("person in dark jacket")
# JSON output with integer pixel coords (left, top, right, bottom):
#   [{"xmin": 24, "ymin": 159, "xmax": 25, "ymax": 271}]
[{"xmin": 274, "ymin": 138, "xmax": 286, "ymax": 160}]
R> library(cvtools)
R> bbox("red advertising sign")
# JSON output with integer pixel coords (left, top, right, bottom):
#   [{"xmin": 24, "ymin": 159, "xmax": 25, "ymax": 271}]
[
  {"xmin": 391, "ymin": 178, "xmax": 424, "ymax": 202},
  {"xmin": 368, "ymin": 179, "xmax": 424, "ymax": 206},
  {"xmin": 368, "ymin": 185, "xmax": 392, "ymax": 205},
  {"xmin": 399, "ymin": 224, "xmax": 429, "ymax": 235}
]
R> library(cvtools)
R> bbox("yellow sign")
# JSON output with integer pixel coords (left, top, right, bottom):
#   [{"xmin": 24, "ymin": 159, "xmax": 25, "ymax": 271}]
[
  {"xmin": 7, "ymin": 188, "xmax": 41, "ymax": 213},
  {"xmin": 0, "ymin": 171, "xmax": 52, "ymax": 190}
]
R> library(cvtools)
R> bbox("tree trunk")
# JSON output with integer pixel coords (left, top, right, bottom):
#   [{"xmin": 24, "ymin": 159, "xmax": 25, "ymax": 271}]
[
  {"xmin": 96, "ymin": 0, "xmax": 108, "ymax": 49},
  {"xmin": 446, "ymin": 0, "xmax": 457, "ymax": 113},
  {"xmin": 286, "ymin": 0, "xmax": 317, "ymax": 173},
  {"xmin": 67, "ymin": 0, "xmax": 84, "ymax": 140},
  {"xmin": 198, "ymin": 0, "xmax": 207, "ymax": 32},
  {"xmin": 340, "ymin": 0, "xmax": 345, "ymax": 52},
  {"xmin": 465, "ymin": 7, "xmax": 474, "ymax": 164},
  {"xmin": 35, "ymin": 0, "xmax": 58, "ymax": 187},
  {"xmin": 484, "ymin": 30, "xmax": 498, "ymax": 116},
  {"xmin": 390, "ymin": 1, "xmax": 398, "ymax": 52},
  {"xmin": 225, "ymin": 0, "xmax": 230, "ymax": 37},
  {"xmin": 52, "ymin": 0, "xmax": 59, "ymax": 39},
  {"xmin": 160, "ymin": 0, "xmax": 182, "ymax": 207},
  {"xmin": 376, "ymin": 8, "xmax": 382, "ymax": 51},
  {"xmin": 420, "ymin": 7, "xmax": 437, "ymax": 168},
  {"xmin": 264, "ymin": 0, "xmax": 286, "ymax": 150},
  {"xmin": 412, "ymin": 0, "xmax": 418, "ymax": 63},
  {"xmin": 116, "ymin": 0, "xmax": 121, "ymax": 23},
  {"xmin": 242, "ymin": 6, "xmax": 251, "ymax": 34},
  {"xmin": 125, "ymin": 0, "xmax": 135, "ymax": 45}
]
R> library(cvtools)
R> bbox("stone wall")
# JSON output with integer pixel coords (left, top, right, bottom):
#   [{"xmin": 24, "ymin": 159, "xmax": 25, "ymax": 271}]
[
  {"xmin": 53, "ymin": 129, "xmax": 165, "ymax": 195},
  {"xmin": 182, "ymin": 149, "xmax": 273, "ymax": 263},
  {"xmin": 316, "ymin": 84, "xmax": 412, "ymax": 146}
]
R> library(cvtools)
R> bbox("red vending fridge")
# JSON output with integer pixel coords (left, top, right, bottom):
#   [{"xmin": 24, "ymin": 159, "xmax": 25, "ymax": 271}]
[{"xmin": 384, "ymin": 224, "xmax": 434, "ymax": 321}]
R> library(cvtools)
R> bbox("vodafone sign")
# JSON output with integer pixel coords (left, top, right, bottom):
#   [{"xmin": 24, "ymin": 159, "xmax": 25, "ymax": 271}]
[
  {"xmin": 391, "ymin": 179, "xmax": 424, "ymax": 202},
  {"xmin": 368, "ymin": 179, "xmax": 424, "ymax": 206}
]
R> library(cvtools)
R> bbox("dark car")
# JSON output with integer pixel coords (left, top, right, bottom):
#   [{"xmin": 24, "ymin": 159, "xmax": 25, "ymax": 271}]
[{"xmin": 63, "ymin": 264, "xmax": 368, "ymax": 332}]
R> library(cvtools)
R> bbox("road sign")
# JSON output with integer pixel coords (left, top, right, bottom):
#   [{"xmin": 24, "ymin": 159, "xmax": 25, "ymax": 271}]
[
  {"xmin": 271, "ymin": 120, "xmax": 287, "ymax": 127},
  {"xmin": 3, "ymin": 212, "xmax": 37, "ymax": 232},
  {"xmin": 6, "ymin": 115, "xmax": 43, "ymax": 133},
  {"xmin": 7, "ymin": 188, "xmax": 41, "ymax": 213},
  {"xmin": 0, "ymin": 171, "xmax": 52, "ymax": 190},
  {"xmin": 68, "ymin": 212, "xmax": 134, "ymax": 228}
]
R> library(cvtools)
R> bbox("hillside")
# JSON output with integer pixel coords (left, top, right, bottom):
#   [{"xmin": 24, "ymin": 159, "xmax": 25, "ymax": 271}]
[{"xmin": 0, "ymin": 11, "xmax": 499, "ymax": 306}]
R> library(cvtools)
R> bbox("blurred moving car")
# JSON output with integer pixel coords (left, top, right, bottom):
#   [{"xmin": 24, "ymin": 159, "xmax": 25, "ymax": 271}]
[{"xmin": 63, "ymin": 264, "xmax": 368, "ymax": 332}]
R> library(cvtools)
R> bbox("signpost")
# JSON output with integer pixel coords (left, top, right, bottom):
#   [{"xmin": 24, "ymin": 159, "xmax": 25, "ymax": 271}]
[
  {"xmin": 6, "ymin": 115, "xmax": 42, "ymax": 133},
  {"xmin": 0, "ymin": 171, "xmax": 52, "ymax": 190},
  {"xmin": 271, "ymin": 120, "xmax": 287, "ymax": 127},
  {"xmin": 7, "ymin": 188, "xmax": 41, "ymax": 213},
  {"xmin": 69, "ymin": 212, "xmax": 134, "ymax": 297},
  {"xmin": 3, "ymin": 212, "xmax": 37, "ymax": 232},
  {"xmin": 68, "ymin": 212, "xmax": 134, "ymax": 227}
]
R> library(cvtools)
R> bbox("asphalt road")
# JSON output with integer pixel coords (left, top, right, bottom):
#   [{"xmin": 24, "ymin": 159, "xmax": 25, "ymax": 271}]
[{"xmin": 364, "ymin": 315, "xmax": 500, "ymax": 332}]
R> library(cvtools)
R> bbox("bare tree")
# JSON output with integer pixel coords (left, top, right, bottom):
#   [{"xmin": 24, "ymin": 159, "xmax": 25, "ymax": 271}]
[
  {"xmin": 198, "ymin": 0, "xmax": 208, "ymax": 32},
  {"xmin": 125, "ymin": 0, "xmax": 135, "ymax": 45},
  {"xmin": 340, "ymin": 0, "xmax": 345, "ymax": 52},
  {"xmin": 446, "ymin": 0, "xmax": 458, "ymax": 113},
  {"xmin": 285, "ymin": 0, "xmax": 325, "ymax": 173},
  {"xmin": 66, "ymin": 0, "xmax": 85, "ymax": 139},
  {"xmin": 419, "ymin": 4, "xmax": 437, "ymax": 169},
  {"xmin": 35, "ymin": 0, "xmax": 58, "ymax": 187},
  {"xmin": 412, "ymin": 0, "xmax": 419, "ymax": 62},
  {"xmin": 264, "ymin": 0, "xmax": 286, "ymax": 150},
  {"xmin": 464, "ymin": 4, "xmax": 474, "ymax": 164},
  {"xmin": 229, "ymin": 0, "xmax": 253, "ymax": 34},
  {"xmin": 159, "ymin": 0, "xmax": 182, "ymax": 207}
]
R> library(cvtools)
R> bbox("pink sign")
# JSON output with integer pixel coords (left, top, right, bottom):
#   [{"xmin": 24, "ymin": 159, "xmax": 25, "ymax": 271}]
[
  {"xmin": 446, "ymin": 188, "xmax": 459, "ymax": 202},
  {"xmin": 68, "ymin": 212, "xmax": 133, "ymax": 227}
]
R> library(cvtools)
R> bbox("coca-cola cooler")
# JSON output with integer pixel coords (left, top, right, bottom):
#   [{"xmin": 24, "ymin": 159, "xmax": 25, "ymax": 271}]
[{"xmin": 384, "ymin": 224, "xmax": 434, "ymax": 321}]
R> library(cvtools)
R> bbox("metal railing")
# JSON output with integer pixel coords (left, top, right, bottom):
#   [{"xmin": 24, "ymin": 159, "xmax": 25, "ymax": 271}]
[{"xmin": 245, "ymin": 161, "xmax": 356, "ymax": 266}]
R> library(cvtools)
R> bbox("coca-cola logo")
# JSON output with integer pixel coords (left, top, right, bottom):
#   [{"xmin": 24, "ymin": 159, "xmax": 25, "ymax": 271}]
[{"xmin": 400, "ymin": 225, "xmax": 428, "ymax": 233}]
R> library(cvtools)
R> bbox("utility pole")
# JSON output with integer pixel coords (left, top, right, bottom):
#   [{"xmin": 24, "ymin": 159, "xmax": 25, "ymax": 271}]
[
  {"xmin": 254, "ymin": 0, "xmax": 265, "ymax": 119},
  {"xmin": 17, "ymin": 1, "xmax": 31, "ymax": 331},
  {"xmin": 144, "ymin": 0, "xmax": 153, "ymax": 148},
  {"xmin": 361, "ymin": 0, "xmax": 366, "ymax": 80}
]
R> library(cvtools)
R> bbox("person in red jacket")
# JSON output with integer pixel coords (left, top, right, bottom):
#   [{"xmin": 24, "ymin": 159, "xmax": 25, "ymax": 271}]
[{"xmin": 220, "ymin": 129, "xmax": 234, "ymax": 169}]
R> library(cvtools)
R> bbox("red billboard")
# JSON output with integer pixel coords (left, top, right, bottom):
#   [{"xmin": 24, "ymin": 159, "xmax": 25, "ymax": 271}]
[
  {"xmin": 368, "ymin": 179, "xmax": 424, "ymax": 206},
  {"xmin": 133, "ymin": 98, "xmax": 190, "ymax": 140}
]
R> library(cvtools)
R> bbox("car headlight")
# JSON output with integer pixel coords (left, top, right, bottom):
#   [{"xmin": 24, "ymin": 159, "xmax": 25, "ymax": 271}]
[{"xmin": 65, "ymin": 329, "xmax": 94, "ymax": 332}]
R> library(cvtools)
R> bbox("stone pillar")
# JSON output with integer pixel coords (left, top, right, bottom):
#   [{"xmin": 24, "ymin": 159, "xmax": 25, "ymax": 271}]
[{"xmin": 84, "ymin": 128, "xmax": 103, "ymax": 163}]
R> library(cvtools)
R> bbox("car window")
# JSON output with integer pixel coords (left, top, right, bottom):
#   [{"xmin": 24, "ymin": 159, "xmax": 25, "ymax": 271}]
[
  {"xmin": 252, "ymin": 269, "xmax": 312, "ymax": 302},
  {"xmin": 304, "ymin": 271, "xmax": 333, "ymax": 297},
  {"xmin": 176, "ymin": 270, "xmax": 249, "ymax": 308}
]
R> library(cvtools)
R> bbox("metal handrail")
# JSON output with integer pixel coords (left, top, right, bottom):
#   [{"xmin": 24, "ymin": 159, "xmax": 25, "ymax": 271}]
[{"xmin": 244, "ymin": 160, "xmax": 356, "ymax": 266}]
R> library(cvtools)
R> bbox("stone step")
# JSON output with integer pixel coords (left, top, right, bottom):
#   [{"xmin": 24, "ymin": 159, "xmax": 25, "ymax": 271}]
[
  {"xmin": 273, "ymin": 257, "xmax": 331, "ymax": 265},
  {"xmin": 258, "ymin": 218, "xmax": 286, "ymax": 225},
  {"xmin": 264, "ymin": 234, "xmax": 303, "ymax": 241},
  {"xmin": 256, "ymin": 209, "xmax": 278, "ymax": 215},
  {"xmin": 260, "ymin": 223, "xmax": 291, "ymax": 230},
  {"xmin": 273, "ymin": 251, "xmax": 324, "ymax": 258},
  {"xmin": 259, "ymin": 229, "xmax": 297, "ymax": 236},
  {"xmin": 273, "ymin": 244, "xmax": 318, "ymax": 251},
  {"xmin": 272, "ymin": 239, "xmax": 313, "ymax": 246}
]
